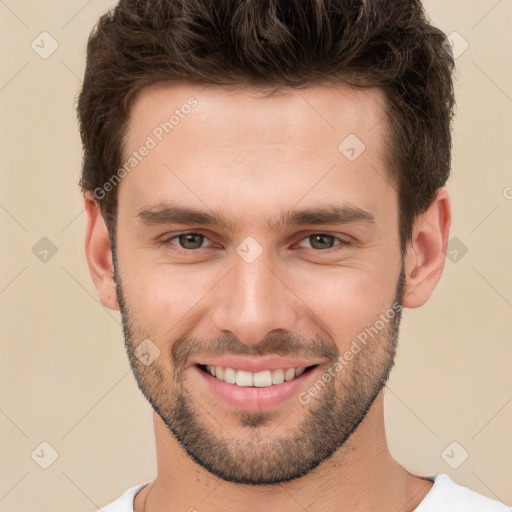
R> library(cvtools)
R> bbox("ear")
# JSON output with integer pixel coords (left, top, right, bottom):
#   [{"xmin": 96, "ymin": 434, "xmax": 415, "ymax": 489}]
[
  {"xmin": 402, "ymin": 187, "xmax": 452, "ymax": 308},
  {"xmin": 84, "ymin": 192, "xmax": 119, "ymax": 311}
]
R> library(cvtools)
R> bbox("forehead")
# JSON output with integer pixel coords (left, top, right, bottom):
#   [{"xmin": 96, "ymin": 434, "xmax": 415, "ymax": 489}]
[
  {"xmin": 125, "ymin": 80, "xmax": 388, "ymax": 154},
  {"xmin": 118, "ymin": 80, "xmax": 395, "ymax": 228}
]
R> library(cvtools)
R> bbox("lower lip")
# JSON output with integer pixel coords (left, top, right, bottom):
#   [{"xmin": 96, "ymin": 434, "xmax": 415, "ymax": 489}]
[{"xmin": 192, "ymin": 365, "xmax": 321, "ymax": 412}]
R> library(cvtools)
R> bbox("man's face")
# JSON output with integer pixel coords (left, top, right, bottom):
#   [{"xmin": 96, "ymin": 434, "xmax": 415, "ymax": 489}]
[{"xmin": 113, "ymin": 81, "xmax": 405, "ymax": 484}]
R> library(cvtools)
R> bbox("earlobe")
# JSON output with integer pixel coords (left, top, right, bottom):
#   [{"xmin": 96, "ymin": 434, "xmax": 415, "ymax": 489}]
[
  {"xmin": 402, "ymin": 188, "xmax": 452, "ymax": 309},
  {"xmin": 84, "ymin": 192, "xmax": 119, "ymax": 311}
]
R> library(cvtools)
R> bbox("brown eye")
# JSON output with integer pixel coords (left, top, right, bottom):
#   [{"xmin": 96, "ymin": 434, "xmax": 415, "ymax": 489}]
[
  {"xmin": 162, "ymin": 232, "xmax": 212, "ymax": 253},
  {"xmin": 297, "ymin": 234, "xmax": 349, "ymax": 252},
  {"xmin": 309, "ymin": 234, "xmax": 335, "ymax": 250},
  {"xmin": 302, "ymin": 234, "xmax": 336, "ymax": 250},
  {"xmin": 175, "ymin": 233, "xmax": 205, "ymax": 250}
]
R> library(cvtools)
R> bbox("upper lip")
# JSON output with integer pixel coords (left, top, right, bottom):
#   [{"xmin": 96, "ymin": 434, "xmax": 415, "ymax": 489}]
[{"xmin": 191, "ymin": 356, "xmax": 320, "ymax": 373}]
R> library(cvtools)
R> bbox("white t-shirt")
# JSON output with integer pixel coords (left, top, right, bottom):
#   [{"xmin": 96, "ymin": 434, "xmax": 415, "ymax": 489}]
[{"xmin": 98, "ymin": 474, "xmax": 511, "ymax": 511}]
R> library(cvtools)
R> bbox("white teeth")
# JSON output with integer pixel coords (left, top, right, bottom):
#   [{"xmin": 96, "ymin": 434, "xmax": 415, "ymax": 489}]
[
  {"xmin": 284, "ymin": 368, "xmax": 296, "ymax": 381},
  {"xmin": 272, "ymin": 369, "xmax": 284, "ymax": 385},
  {"xmin": 253, "ymin": 370, "xmax": 272, "ymax": 387},
  {"xmin": 205, "ymin": 365, "xmax": 309, "ymax": 387},
  {"xmin": 235, "ymin": 370, "xmax": 253, "ymax": 387},
  {"xmin": 224, "ymin": 367, "xmax": 236, "ymax": 384},
  {"xmin": 295, "ymin": 367, "xmax": 305, "ymax": 377},
  {"xmin": 215, "ymin": 366, "xmax": 224, "ymax": 380}
]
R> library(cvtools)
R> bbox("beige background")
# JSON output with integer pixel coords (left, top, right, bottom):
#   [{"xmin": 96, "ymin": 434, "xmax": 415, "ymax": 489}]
[{"xmin": 0, "ymin": 1, "xmax": 511, "ymax": 510}]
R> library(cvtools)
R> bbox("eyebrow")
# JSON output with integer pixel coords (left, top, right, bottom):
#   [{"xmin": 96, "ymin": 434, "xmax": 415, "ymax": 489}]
[{"xmin": 136, "ymin": 202, "xmax": 376, "ymax": 232}]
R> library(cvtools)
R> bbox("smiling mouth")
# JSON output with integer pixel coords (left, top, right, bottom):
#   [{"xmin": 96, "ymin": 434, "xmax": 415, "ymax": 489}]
[{"xmin": 196, "ymin": 363, "xmax": 319, "ymax": 388}]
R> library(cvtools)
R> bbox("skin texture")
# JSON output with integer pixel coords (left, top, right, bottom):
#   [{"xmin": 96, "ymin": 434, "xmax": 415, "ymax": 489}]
[{"xmin": 84, "ymin": 81, "xmax": 451, "ymax": 511}]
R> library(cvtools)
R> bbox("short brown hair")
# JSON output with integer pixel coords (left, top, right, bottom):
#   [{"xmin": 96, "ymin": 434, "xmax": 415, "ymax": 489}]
[{"xmin": 77, "ymin": 0, "xmax": 455, "ymax": 254}]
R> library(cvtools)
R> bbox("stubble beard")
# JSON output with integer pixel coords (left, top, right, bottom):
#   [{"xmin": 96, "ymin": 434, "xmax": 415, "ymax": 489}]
[{"xmin": 112, "ymin": 240, "xmax": 405, "ymax": 485}]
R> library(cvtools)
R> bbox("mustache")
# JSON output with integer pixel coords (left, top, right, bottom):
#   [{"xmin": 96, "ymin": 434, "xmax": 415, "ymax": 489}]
[{"xmin": 171, "ymin": 332, "xmax": 339, "ymax": 367}]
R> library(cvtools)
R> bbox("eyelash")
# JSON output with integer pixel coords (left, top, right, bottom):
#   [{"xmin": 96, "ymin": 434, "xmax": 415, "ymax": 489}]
[{"xmin": 160, "ymin": 231, "xmax": 351, "ymax": 255}]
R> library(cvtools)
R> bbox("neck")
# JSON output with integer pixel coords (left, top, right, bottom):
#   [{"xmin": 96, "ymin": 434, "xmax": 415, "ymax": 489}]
[{"xmin": 135, "ymin": 390, "xmax": 433, "ymax": 512}]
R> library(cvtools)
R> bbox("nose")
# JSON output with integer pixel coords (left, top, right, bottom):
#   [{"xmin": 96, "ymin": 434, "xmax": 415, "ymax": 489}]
[{"xmin": 211, "ymin": 248, "xmax": 299, "ymax": 345}]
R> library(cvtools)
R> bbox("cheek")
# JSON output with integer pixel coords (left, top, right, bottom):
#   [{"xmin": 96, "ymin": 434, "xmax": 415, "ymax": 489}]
[
  {"xmin": 122, "ymin": 261, "xmax": 218, "ymax": 328},
  {"xmin": 295, "ymin": 267, "xmax": 395, "ymax": 341},
  {"xmin": 120, "ymin": 245, "xmax": 400, "ymax": 347}
]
